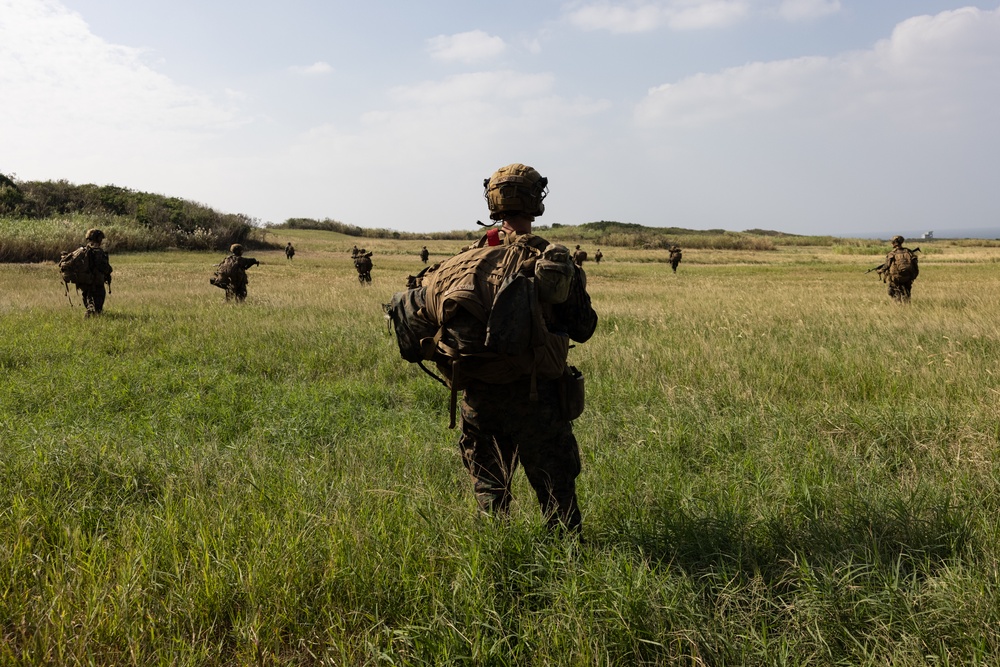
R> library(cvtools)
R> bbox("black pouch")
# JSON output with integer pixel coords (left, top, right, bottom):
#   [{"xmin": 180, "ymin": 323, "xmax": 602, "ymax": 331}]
[
  {"xmin": 558, "ymin": 365, "xmax": 585, "ymax": 421},
  {"xmin": 384, "ymin": 287, "xmax": 436, "ymax": 363}
]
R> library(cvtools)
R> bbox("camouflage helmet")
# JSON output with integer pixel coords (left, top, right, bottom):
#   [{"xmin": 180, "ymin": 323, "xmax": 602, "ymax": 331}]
[
  {"xmin": 84, "ymin": 228, "xmax": 105, "ymax": 243},
  {"xmin": 483, "ymin": 163, "xmax": 548, "ymax": 221},
  {"xmin": 230, "ymin": 243, "xmax": 244, "ymax": 255},
  {"xmin": 891, "ymin": 235, "xmax": 904, "ymax": 246}
]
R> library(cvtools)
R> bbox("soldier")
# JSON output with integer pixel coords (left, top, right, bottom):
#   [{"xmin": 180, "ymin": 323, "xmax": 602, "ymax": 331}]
[
  {"xmin": 458, "ymin": 163, "xmax": 598, "ymax": 533},
  {"xmin": 210, "ymin": 243, "xmax": 259, "ymax": 302},
  {"xmin": 65, "ymin": 228, "xmax": 113, "ymax": 317},
  {"xmin": 669, "ymin": 245, "xmax": 682, "ymax": 273},
  {"xmin": 420, "ymin": 246, "xmax": 429, "ymax": 264},
  {"xmin": 572, "ymin": 244, "xmax": 587, "ymax": 267},
  {"xmin": 594, "ymin": 248, "xmax": 603, "ymax": 264},
  {"xmin": 351, "ymin": 245, "xmax": 360, "ymax": 259},
  {"xmin": 285, "ymin": 242, "xmax": 295, "ymax": 260},
  {"xmin": 355, "ymin": 250, "xmax": 373, "ymax": 284},
  {"xmin": 883, "ymin": 235, "xmax": 919, "ymax": 302}
]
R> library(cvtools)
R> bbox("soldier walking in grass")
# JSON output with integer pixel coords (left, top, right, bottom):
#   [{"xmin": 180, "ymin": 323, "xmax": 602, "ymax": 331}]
[
  {"xmin": 459, "ymin": 164, "xmax": 597, "ymax": 533},
  {"xmin": 285, "ymin": 242, "xmax": 295, "ymax": 260},
  {"xmin": 594, "ymin": 248, "xmax": 603, "ymax": 264},
  {"xmin": 420, "ymin": 246, "xmax": 429, "ymax": 264},
  {"xmin": 572, "ymin": 244, "xmax": 587, "ymax": 267},
  {"xmin": 669, "ymin": 245, "xmax": 682, "ymax": 273},
  {"xmin": 883, "ymin": 235, "xmax": 919, "ymax": 303},
  {"xmin": 210, "ymin": 243, "xmax": 259, "ymax": 302},
  {"xmin": 354, "ymin": 250, "xmax": 373, "ymax": 284},
  {"xmin": 58, "ymin": 228, "xmax": 113, "ymax": 317}
]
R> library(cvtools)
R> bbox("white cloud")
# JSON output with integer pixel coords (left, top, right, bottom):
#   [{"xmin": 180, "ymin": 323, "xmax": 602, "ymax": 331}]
[
  {"xmin": 776, "ymin": 0, "xmax": 840, "ymax": 22},
  {"xmin": 635, "ymin": 6, "xmax": 1000, "ymax": 129},
  {"xmin": 427, "ymin": 30, "xmax": 506, "ymax": 63},
  {"xmin": 0, "ymin": 0, "xmax": 240, "ymax": 188},
  {"xmin": 565, "ymin": 0, "xmax": 751, "ymax": 33},
  {"xmin": 289, "ymin": 61, "xmax": 333, "ymax": 75}
]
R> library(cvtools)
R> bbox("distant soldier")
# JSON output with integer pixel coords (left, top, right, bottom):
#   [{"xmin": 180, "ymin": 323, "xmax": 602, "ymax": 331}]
[
  {"xmin": 594, "ymin": 248, "xmax": 603, "ymax": 264},
  {"xmin": 210, "ymin": 243, "xmax": 259, "ymax": 302},
  {"xmin": 285, "ymin": 242, "xmax": 295, "ymax": 260},
  {"xmin": 883, "ymin": 235, "xmax": 919, "ymax": 303},
  {"xmin": 572, "ymin": 244, "xmax": 588, "ymax": 267},
  {"xmin": 58, "ymin": 228, "xmax": 113, "ymax": 317},
  {"xmin": 351, "ymin": 245, "xmax": 360, "ymax": 259},
  {"xmin": 420, "ymin": 246, "xmax": 429, "ymax": 264},
  {"xmin": 669, "ymin": 245, "xmax": 682, "ymax": 273},
  {"xmin": 355, "ymin": 250, "xmax": 373, "ymax": 284}
]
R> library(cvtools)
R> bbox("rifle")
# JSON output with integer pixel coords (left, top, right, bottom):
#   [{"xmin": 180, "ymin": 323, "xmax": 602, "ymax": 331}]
[{"xmin": 865, "ymin": 263, "xmax": 886, "ymax": 275}]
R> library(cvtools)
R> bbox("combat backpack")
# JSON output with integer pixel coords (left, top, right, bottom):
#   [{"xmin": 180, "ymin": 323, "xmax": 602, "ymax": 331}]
[
  {"xmin": 889, "ymin": 248, "xmax": 919, "ymax": 282},
  {"xmin": 384, "ymin": 233, "xmax": 574, "ymax": 426},
  {"xmin": 210, "ymin": 255, "xmax": 246, "ymax": 289},
  {"xmin": 58, "ymin": 246, "xmax": 97, "ymax": 286}
]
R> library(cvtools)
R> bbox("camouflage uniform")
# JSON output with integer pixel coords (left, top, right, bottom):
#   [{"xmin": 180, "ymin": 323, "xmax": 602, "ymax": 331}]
[
  {"xmin": 884, "ymin": 239, "xmax": 917, "ymax": 303},
  {"xmin": 212, "ymin": 244, "xmax": 258, "ymax": 302},
  {"xmin": 594, "ymin": 249, "xmax": 603, "ymax": 264},
  {"xmin": 458, "ymin": 229, "xmax": 597, "ymax": 531},
  {"xmin": 285, "ymin": 242, "xmax": 295, "ymax": 260},
  {"xmin": 79, "ymin": 229, "xmax": 113, "ymax": 316},
  {"xmin": 420, "ymin": 246, "xmax": 429, "ymax": 264},
  {"xmin": 669, "ymin": 246, "xmax": 682, "ymax": 273},
  {"xmin": 355, "ymin": 252, "xmax": 373, "ymax": 283}
]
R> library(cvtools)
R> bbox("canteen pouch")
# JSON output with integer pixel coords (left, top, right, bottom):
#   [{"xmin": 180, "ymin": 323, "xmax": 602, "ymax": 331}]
[{"xmin": 558, "ymin": 365, "xmax": 585, "ymax": 421}]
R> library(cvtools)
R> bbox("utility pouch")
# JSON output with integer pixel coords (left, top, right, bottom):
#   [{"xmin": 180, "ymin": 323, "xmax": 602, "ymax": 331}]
[{"xmin": 558, "ymin": 365, "xmax": 585, "ymax": 421}]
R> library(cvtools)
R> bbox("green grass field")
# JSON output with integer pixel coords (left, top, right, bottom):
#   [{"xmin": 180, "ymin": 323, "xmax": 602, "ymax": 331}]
[{"xmin": 2, "ymin": 229, "xmax": 999, "ymax": 665}]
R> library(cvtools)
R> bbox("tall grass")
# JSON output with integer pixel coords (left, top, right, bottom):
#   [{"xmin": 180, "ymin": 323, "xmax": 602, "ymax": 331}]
[{"xmin": 2, "ymin": 231, "xmax": 999, "ymax": 665}]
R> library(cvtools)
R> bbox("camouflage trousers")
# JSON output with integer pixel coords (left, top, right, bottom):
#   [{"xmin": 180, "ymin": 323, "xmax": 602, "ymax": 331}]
[
  {"xmin": 459, "ymin": 376, "xmax": 582, "ymax": 532},
  {"xmin": 888, "ymin": 279, "xmax": 913, "ymax": 302},
  {"xmin": 225, "ymin": 282, "xmax": 248, "ymax": 302},
  {"xmin": 81, "ymin": 284, "xmax": 106, "ymax": 315}
]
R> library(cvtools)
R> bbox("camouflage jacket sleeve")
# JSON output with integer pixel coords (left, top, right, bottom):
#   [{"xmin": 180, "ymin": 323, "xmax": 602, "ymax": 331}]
[
  {"xmin": 238, "ymin": 257, "xmax": 259, "ymax": 270},
  {"xmin": 547, "ymin": 266, "xmax": 598, "ymax": 343},
  {"xmin": 92, "ymin": 248, "xmax": 113, "ymax": 280}
]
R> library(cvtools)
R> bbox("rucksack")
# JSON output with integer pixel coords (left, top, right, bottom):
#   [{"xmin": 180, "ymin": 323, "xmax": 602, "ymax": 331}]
[
  {"xmin": 210, "ymin": 255, "xmax": 245, "ymax": 289},
  {"xmin": 889, "ymin": 248, "xmax": 918, "ymax": 282},
  {"xmin": 58, "ymin": 246, "xmax": 96, "ymax": 286},
  {"xmin": 385, "ymin": 233, "xmax": 574, "ymax": 426}
]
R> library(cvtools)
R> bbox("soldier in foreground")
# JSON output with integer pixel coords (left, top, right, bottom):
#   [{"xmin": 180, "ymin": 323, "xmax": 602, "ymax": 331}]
[
  {"xmin": 59, "ymin": 228, "xmax": 113, "ymax": 317},
  {"xmin": 882, "ymin": 235, "xmax": 919, "ymax": 302},
  {"xmin": 210, "ymin": 243, "xmax": 259, "ymax": 302},
  {"xmin": 669, "ymin": 245, "xmax": 682, "ymax": 273},
  {"xmin": 460, "ymin": 164, "xmax": 597, "ymax": 532}
]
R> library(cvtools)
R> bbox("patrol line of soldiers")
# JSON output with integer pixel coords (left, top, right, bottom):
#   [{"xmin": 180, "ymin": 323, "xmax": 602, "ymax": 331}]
[{"xmin": 59, "ymin": 227, "xmax": 917, "ymax": 319}]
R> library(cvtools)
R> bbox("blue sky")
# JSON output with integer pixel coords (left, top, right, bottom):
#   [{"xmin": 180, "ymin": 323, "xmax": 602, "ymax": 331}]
[{"xmin": 2, "ymin": 0, "xmax": 998, "ymax": 237}]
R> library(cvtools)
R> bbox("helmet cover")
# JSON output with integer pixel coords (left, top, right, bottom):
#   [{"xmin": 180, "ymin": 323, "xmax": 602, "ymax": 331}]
[{"xmin": 483, "ymin": 163, "xmax": 548, "ymax": 221}]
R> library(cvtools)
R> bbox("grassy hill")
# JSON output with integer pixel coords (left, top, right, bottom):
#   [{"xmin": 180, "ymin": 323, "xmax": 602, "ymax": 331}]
[{"xmin": 0, "ymin": 175, "xmax": 271, "ymax": 262}]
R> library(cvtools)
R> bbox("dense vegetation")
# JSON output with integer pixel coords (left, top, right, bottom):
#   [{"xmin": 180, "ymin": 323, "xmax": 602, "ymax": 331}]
[
  {"xmin": 0, "ymin": 175, "xmax": 268, "ymax": 261},
  {"xmin": 272, "ymin": 217, "xmax": 475, "ymax": 242},
  {"xmin": 2, "ymin": 230, "xmax": 999, "ymax": 665}
]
